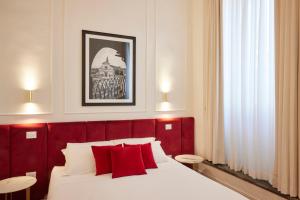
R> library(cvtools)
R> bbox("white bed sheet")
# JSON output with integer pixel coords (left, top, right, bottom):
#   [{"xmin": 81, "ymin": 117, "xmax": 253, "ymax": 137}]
[{"xmin": 48, "ymin": 158, "xmax": 248, "ymax": 200}]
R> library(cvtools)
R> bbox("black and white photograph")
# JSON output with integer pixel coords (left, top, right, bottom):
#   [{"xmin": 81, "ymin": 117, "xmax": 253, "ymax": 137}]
[{"xmin": 82, "ymin": 30, "xmax": 136, "ymax": 106}]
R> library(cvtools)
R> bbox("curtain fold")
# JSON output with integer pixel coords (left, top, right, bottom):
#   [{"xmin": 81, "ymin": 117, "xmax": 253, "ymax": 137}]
[
  {"xmin": 222, "ymin": 0, "xmax": 275, "ymax": 182},
  {"xmin": 203, "ymin": 0, "xmax": 225, "ymax": 164},
  {"xmin": 273, "ymin": 0, "xmax": 300, "ymax": 197}
]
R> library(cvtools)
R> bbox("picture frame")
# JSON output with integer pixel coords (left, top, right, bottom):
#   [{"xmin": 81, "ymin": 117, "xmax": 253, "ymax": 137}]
[{"xmin": 82, "ymin": 30, "xmax": 136, "ymax": 106}]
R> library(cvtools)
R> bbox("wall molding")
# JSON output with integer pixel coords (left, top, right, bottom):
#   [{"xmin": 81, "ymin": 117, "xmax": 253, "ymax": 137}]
[
  {"xmin": 154, "ymin": 0, "xmax": 189, "ymax": 112},
  {"xmin": 0, "ymin": 0, "xmax": 54, "ymax": 117},
  {"xmin": 63, "ymin": 0, "xmax": 149, "ymax": 114}
]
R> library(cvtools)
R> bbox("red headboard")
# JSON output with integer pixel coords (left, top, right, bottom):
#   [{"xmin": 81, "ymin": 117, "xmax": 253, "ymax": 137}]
[
  {"xmin": 0, "ymin": 125, "xmax": 9, "ymax": 180},
  {"xmin": 10, "ymin": 124, "xmax": 48, "ymax": 200},
  {"xmin": 47, "ymin": 122, "xmax": 86, "ymax": 172},
  {"xmin": 0, "ymin": 117, "xmax": 194, "ymax": 200}
]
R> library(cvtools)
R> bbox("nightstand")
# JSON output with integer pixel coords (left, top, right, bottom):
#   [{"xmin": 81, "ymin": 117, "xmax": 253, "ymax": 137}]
[
  {"xmin": 0, "ymin": 176, "xmax": 37, "ymax": 200},
  {"xmin": 175, "ymin": 154, "xmax": 204, "ymax": 171}
]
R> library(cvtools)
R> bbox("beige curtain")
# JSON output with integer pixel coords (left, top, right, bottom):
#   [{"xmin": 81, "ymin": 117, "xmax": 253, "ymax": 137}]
[
  {"xmin": 202, "ymin": 0, "xmax": 225, "ymax": 164},
  {"xmin": 273, "ymin": 0, "xmax": 300, "ymax": 197}
]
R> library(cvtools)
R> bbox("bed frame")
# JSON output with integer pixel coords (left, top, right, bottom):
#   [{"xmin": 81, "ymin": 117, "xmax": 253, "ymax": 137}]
[{"xmin": 0, "ymin": 117, "xmax": 194, "ymax": 200}]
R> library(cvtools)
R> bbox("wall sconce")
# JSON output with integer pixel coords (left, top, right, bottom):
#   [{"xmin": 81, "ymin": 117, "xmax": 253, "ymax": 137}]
[
  {"xmin": 159, "ymin": 81, "xmax": 171, "ymax": 111},
  {"xmin": 27, "ymin": 90, "xmax": 33, "ymax": 102},
  {"xmin": 162, "ymin": 92, "xmax": 168, "ymax": 103},
  {"xmin": 161, "ymin": 92, "xmax": 170, "ymax": 111},
  {"xmin": 23, "ymin": 90, "xmax": 39, "ymax": 114}
]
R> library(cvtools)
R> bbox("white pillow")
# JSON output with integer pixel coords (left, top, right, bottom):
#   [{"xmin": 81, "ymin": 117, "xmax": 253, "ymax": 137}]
[
  {"xmin": 64, "ymin": 140, "xmax": 113, "ymax": 175},
  {"xmin": 61, "ymin": 148, "xmax": 66, "ymax": 156},
  {"xmin": 111, "ymin": 137, "xmax": 155, "ymax": 145},
  {"xmin": 151, "ymin": 141, "xmax": 168, "ymax": 163}
]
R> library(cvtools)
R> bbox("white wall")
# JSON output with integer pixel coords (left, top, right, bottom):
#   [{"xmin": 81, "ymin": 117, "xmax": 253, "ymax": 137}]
[
  {"xmin": 155, "ymin": 0, "xmax": 192, "ymax": 112},
  {"xmin": 0, "ymin": 0, "xmax": 52, "ymax": 115},
  {"xmin": 0, "ymin": 0, "xmax": 193, "ymax": 124}
]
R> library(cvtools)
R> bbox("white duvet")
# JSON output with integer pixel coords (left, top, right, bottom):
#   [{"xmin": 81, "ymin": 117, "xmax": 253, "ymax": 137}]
[{"xmin": 48, "ymin": 158, "xmax": 248, "ymax": 200}]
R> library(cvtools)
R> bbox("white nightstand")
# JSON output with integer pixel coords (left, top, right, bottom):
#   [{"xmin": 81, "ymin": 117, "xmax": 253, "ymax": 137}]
[
  {"xmin": 0, "ymin": 176, "xmax": 37, "ymax": 200},
  {"xmin": 175, "ymin": 154, "xmax": 204, "ymax": 171}
]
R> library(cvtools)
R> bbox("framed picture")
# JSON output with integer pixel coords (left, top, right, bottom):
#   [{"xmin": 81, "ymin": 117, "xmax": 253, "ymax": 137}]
[{"xmin": 82, "ymin": 30, "xmax": 136, "ymax": 106}]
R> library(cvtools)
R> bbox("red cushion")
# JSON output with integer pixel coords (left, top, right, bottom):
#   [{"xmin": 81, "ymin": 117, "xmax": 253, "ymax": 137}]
[
  {"xmin": 111, "ymin": 146, "xmax": 147, "ymax": 178},
  {"xmin": 92, "ymin": 144, "xmax": 121, "ymax": 175},
  {"xmin": 124, "ymin": 143, "xmax": 157, "ymax": 169}
]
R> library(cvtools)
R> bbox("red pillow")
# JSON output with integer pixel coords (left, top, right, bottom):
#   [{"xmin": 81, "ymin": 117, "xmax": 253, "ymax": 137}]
[
  {"xmin": 124, "ymin": 143, "xmax": 158, "ymax": 169},
  {"xmin": 91, "ymin": 144, "xmax": 122, "ymax": 175},
  {"xmin": 111, "ymin": 146, "xmax": 147, "ymax": 178}
]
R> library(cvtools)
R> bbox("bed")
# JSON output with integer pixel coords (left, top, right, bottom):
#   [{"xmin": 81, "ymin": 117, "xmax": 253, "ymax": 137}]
[
  {"xmin": 0, "ymin": 118, "xmax": 248, "ymax": 200},
  {"xmin": 48, "ymin": 157, "xmax": 248, "ymax": 200}
]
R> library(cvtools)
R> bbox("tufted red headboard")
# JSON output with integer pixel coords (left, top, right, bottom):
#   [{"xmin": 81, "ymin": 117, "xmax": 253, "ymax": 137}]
[{"xmin": 0, "ymin": 117, "xmax": 194, "ymax": 200}]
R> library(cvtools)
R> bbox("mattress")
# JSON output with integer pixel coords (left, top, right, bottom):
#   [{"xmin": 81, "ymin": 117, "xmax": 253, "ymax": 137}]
[{"xmin": 48, "ymin": 158, "xmax": 248, "ymax": 200}]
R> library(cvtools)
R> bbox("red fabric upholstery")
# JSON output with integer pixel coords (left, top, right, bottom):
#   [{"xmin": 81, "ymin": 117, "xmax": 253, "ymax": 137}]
[
  {"xmin": 10, "ymin": 124, "xmax": 47, "ymax": 200},
  {"xmin": 155, "ymin": 118, "xmax": 182, "ymax": 156},
  {"xmin": 0, "ymin": 125, "xmax": 9, "ymax": 180},
  {"xmin": 124, "ymin": 143, "xmax": 157, "ymax": 169},
  {"xmin": 47, "ymin": 122, "xmax": 86, "ymax": 173},
  {"xmin": 132, "ymin": 119, "xmax": 155, "ymax": 138},
  {"xmin": 106, "ymin": 120, "xmax": 132, "ymax": 140},
  {"xmin": 86, "ymin": 121, "xmax": 106, "ymax": 142},
  {"xmin": 111, "ymin": 146, "xmax": 146, "ymax": 178},
  {"xmin": 181, "ymin": 118, "xmax": 195, "ymax": 154}
]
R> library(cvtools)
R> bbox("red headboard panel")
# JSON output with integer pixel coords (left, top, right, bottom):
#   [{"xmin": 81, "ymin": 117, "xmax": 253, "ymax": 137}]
[
  {"xmin": 0, "ymin": 125, "xmax": 9, "ymax": 180},
  {"xmin": 47, "ymin": 122, "xmax": 86, "ymax": 172},
  {"xmin": 132, "ymin": 119, "xmax": 156, "ymax": 138},
  {"xmin": 155, "ymin": 118, "xmax": 182, "ymax": 156},
  {"xmin": 106, "ymin": 120, "xmax": 132, "ymax": 140},
  {"xmin": 86, "ymin": 121, "xmax": 106, "ymax": 142},
  {"xmin": 10, "ymin": 124, "xmax": 47, "ymax": 200},
  {"xmin": 181, "ymin": 117, "xmax": 195, "ymax": 154}
]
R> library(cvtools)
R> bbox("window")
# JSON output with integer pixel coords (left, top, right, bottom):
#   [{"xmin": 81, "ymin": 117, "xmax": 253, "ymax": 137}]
[{"xmin": 222, "ymin": 0, "xmax": 275, "ymax": 182}]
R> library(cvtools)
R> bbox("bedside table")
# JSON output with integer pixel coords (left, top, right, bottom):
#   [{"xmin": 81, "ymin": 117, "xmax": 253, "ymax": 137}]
[
  {"xmin": 0, "ymin": 176, "xmax": 37, "ymax": 200},
  {"xmin": 175, "ymin": 154, "xmax": 204, "ymax": 171}
]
